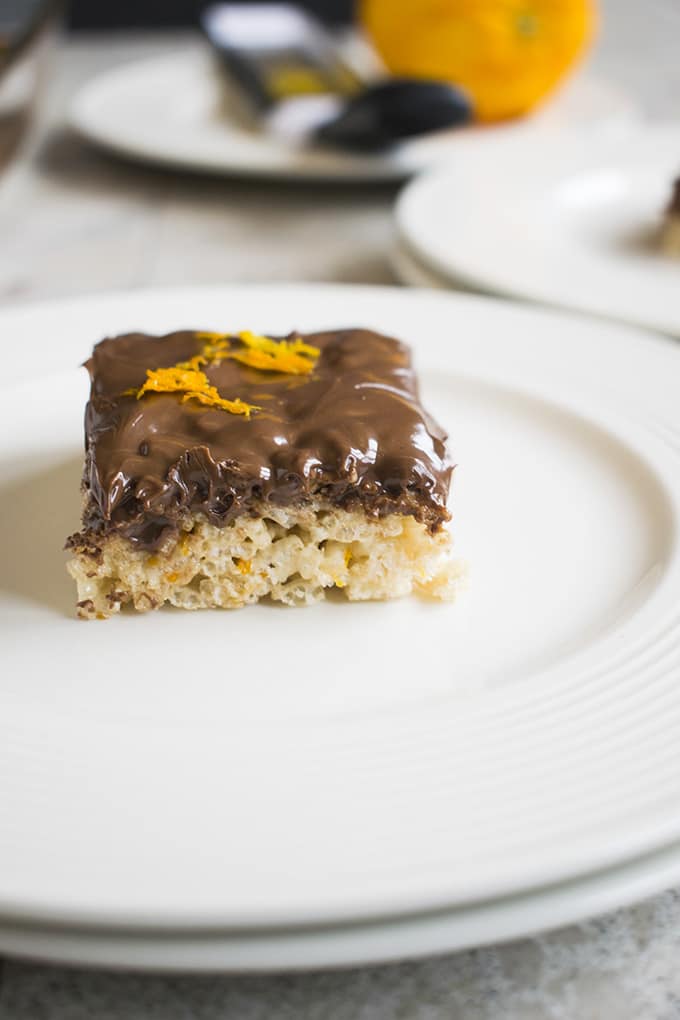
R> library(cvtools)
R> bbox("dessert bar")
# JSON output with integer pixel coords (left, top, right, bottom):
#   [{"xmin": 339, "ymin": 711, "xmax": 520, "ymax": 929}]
[{"xmin": 66, "ymin": 327, "xmax": 459, "ymax": 617}]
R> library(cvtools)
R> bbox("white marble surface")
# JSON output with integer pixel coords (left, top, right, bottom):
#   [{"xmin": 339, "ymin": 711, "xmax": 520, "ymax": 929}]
[{"xmin": 2, "ymin": 6, "xmax": 680, "ymax": 1017}]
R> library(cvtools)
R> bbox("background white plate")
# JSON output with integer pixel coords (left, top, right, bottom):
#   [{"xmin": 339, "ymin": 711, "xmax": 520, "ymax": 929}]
[
  {"xmin": 2, "ymin": 284, "xmax": 680, "ymax": 958},
  {"xmin": 396, "ymin": 123, "xmax": 680, "ymax": 335},
  {"xmin": 69, "ymin": 49, "xmax": 636, "ymax": 182}
]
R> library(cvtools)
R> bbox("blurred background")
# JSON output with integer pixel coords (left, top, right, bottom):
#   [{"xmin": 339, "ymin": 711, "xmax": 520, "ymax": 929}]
[{"xmin": 0, "ymin": 0, "xmax": 679, "ymax": 298}]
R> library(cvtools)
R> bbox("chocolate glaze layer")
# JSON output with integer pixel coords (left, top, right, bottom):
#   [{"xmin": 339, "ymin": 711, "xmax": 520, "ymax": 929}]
[{"xmin": 77, "ymin": 328, "xmax": 454, "ymax": 550}]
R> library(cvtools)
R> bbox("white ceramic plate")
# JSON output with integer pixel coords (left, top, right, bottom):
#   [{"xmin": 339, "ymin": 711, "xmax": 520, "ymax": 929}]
[
  {"xmin": 2, "ymin": 284, "xmax": 680, "ymax": 955},
  {"xmin": 2, "ymin": 837, "xmax": 680, "ymax": 972},
  {"xmin": 69, "ymin": 48, "xmax": 635, "ymax": 182},
  {"xmin": 397, "ymin": 123, "xmax": 680, "ymax": 335}
]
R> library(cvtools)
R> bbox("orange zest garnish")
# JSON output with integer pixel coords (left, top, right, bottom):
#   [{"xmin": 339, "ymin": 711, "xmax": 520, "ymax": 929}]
[
  {"xmin": 228, "ymin": 331, "xmax": 320, "ymax": 375},
  {"xmin": 193, "ymin": 332, "xmax": 231, "ymax": 364},
  {"xmin": 123, "ymin": 330, "xmax": 319, "ymax": 413},
  {"xmin": 129, "ymin": 366, "xmax": 258, "ymax": 417},
  {"xmin": 196, "ymin": 330, "xmax": 320, "ymax": 375},
  {"xmin": 175, "ymin": 354, "xmax": 208, "ymax": 371}
]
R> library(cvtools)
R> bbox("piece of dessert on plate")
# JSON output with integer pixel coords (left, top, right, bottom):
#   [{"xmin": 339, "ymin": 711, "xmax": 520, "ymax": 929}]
[
  {"xmin": 66, "ymin": 327, "xmax": 460, "ymax": 618},
  {"xmin": 661, "ymin": 176, "xmax": 680, "ymax": 256}
]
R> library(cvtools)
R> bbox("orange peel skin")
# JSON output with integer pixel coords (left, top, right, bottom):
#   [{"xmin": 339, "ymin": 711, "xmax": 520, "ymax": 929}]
[{"xmin": 359, "ymin": 0, "xmax": 597, "ymax": 123}]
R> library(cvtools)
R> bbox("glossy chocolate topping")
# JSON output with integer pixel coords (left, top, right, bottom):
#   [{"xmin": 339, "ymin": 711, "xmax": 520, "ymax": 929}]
[{"xmin": 78, "ymin": 328, "xmax": 454, "ymax": 550}]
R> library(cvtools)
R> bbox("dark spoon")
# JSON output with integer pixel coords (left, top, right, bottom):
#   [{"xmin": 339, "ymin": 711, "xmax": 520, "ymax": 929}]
[{"xmin": 315, "ymin": 78, "xmax": 473, "ymax": 151}]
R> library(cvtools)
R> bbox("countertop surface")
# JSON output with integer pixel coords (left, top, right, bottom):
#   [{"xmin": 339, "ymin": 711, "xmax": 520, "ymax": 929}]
[{"xmin": 2, "ymin": 4, "xmax": 680, "ymax": 1017}]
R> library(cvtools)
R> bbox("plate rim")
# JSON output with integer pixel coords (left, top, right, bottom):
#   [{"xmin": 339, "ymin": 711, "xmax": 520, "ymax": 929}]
[{"xmin": 1, "ymin": 838, "xmax": 680, "ymax": 972}]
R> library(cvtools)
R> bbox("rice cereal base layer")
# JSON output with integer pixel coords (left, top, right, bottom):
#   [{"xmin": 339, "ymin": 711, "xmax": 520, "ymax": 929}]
[{"xmin": 67, "ymin": 502, "xmax": 463, "ymax": 619}]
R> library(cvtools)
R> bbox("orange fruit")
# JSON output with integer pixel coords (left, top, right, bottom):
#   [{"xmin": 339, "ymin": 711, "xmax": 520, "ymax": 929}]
[{"xmin": 359, "ymin": 0, "xmax": 597, "ymax": 123}]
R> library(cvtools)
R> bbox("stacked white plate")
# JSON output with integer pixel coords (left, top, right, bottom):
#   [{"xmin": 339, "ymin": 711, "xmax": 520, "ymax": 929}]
[
  {"xmin": 69, "ymin": 47, "xmax": 636, "ymax": 183},
  {"xmin": 3, "ymin": 283, "xmax": 680, "ymax": 971},
  {"xmin": 394, "ymin": 123, "xmax": 680, "ymax": 337}
]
